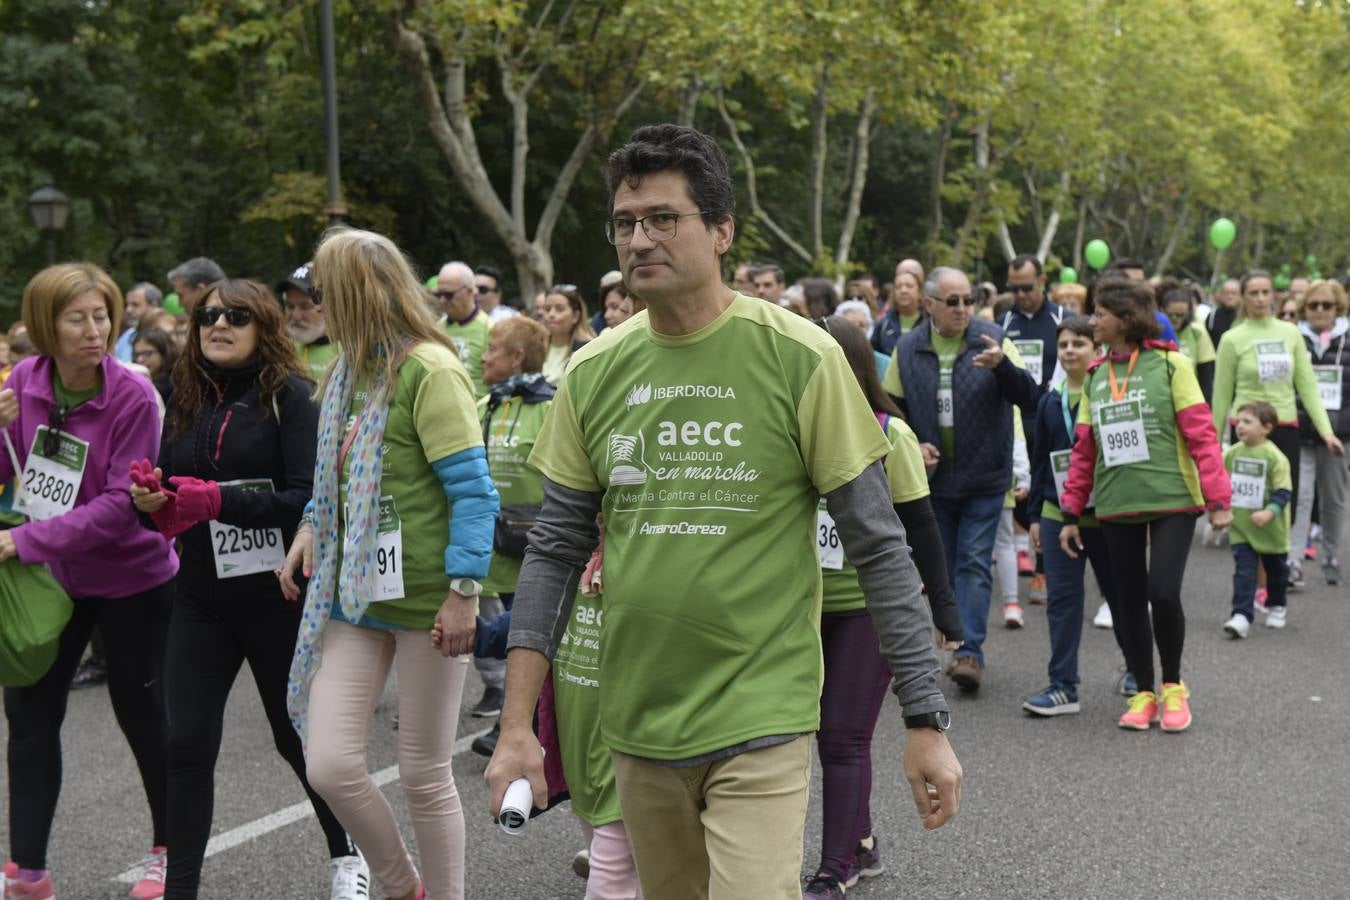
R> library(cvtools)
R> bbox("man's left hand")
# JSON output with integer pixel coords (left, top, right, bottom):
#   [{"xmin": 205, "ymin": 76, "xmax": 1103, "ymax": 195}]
[
  {"xmin": 903, "ymin": 726, "xmax": 962, "ymax": 830},
  {"xmin": 972, "ymin": 334, "xmax": 1004, "ymax": 369}
]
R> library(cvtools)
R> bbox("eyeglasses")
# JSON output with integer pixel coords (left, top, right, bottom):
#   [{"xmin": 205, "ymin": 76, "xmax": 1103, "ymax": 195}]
[
  {"xmin": 195, "ymin": 306, "xmax": 254, "ymax": 328},
  {"xmin": 432, "ymin": 286, "xmax": 469, "ymax": 300},
  {"xmin": 475, "ymin": 284, "xmax": 499, "ymax": 295},
  {"xmin": 44, "ymin": 405, "xmax": 68, "ymax": 458},
  {"xmin": 845, "ymin": 294, "xmax": 866, "ymax": 303},
  {"xmin": 605, "ymin": 211, "xmax": 705, "ymax": 246},
  {"xmin": 1006, "ymin": 283, "xmax": 1038, "ymax": 294},
  {"xmin": 934, "ymin": 295, "xmax": 977, "ymax": 308},
  {"xmin": 1279, "ymin": 310, "xmax": 1298, "ymax": 320},
  {"xmin": 1306, "ymin": 300, "xmax": 1336, "ymax": 312}
]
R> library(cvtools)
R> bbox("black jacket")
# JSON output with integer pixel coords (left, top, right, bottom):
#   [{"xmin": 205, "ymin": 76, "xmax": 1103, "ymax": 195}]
[{"xmin": 146, "ymin": 365, "xmax": 318, "ymax": 612}]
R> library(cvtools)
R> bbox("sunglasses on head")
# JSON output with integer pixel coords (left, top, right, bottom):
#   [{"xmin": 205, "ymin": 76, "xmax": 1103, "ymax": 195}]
[
  {"xmin": 935, "ymin": 294, "xmax": 977, "ymax": 308},
  {"xmin": 195, "ymin": 306, "xmax": 254, "ymax": 328}
]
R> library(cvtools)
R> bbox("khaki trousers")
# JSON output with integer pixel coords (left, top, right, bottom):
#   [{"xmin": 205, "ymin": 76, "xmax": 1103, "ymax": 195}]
[{"xmin": 611, "ymin": 735, "xmax": 812, "ymax": 900}]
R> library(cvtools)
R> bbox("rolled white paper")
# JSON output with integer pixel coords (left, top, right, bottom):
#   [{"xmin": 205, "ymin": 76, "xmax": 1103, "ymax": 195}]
[{"xmin": 498, "ymin": 777, "xmax": 534, "ymax": 834}]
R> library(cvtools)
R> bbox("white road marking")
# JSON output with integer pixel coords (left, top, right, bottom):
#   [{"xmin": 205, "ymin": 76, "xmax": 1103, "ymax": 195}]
[{"xmin": 113, "ymin": 727, "xmax": 493, "ymax": 884}]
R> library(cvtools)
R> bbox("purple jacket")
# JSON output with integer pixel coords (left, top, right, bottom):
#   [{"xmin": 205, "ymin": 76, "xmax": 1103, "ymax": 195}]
[{"xmin": 1, "ymin": 355, "xmax": 177, "ymax": 598}]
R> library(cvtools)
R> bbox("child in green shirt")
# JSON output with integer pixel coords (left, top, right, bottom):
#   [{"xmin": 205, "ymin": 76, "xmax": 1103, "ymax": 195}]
[{"xmin": 1222, "ymin": 401, "xmax": 1292, "ymax": 638}]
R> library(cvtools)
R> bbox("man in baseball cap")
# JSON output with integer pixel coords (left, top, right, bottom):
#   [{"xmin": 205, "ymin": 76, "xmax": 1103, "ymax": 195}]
[{"xmin": 278, "ymin": 263, "xmax": 337, "ymax": 381}]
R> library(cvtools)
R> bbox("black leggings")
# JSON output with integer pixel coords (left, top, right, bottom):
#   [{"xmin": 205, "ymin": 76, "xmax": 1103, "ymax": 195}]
[
  {"xmin": 5, "ymin": 583, "xmax": 173, "ymax": 869},
  {"xmin": 1271, "ymin": 425, "xmax": 1302, "ymax": 522},
  {"xmin": 164, "ymin": 599, "xmax": 353, "ymax": 898},
  {"xmin": 1100, "ymin": 514, "xmax": 1197, "ymax": 694}
]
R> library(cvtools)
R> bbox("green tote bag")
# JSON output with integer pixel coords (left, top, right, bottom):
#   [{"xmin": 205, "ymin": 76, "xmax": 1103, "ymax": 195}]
[{"xmin": 0, "ymin": 556, "xmax": 73, "ymax": 687}]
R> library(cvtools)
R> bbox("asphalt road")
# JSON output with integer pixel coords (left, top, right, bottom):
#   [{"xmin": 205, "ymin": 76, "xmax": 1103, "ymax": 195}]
[{"xmin": 2, "ymin": 529, "xmax": 1348, "ymax": 899}]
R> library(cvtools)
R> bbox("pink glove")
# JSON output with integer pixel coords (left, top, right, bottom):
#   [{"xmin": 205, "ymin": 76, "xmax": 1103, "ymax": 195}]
[
  {"xmin": 131, "ymin": 459, "xmax": 186, "ymax": 539},
  {"xmin": 168, "ymin": 476, "xmax": 222, "ymax": 527},
  {"xmin": 129, "ymin": 459, "xmax": 162, "ymax": 493}
]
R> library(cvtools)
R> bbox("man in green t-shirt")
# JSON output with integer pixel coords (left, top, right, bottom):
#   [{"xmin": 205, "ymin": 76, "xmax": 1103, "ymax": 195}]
[
  {"xmin": 485, "ymin": 124, "xmax": 961, "ymax": 899},
  {"xmin": 279, "ymin": 263, "xmax": 338, "ymax": 383},
  {"xmin": 435, "ymin": 261, "xmax": 493, "ymax": 396}
]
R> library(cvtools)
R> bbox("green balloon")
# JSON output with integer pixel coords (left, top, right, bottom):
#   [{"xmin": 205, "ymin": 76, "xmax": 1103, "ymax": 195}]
[
  {"xmin": 1059, "ymin": 267, "xmax": 1078, "ymax": 284},
  {"xmin": 1274, "ymin": 275, "xmax": 1291, "ymax": 290},
  {"xmin": 1280, "ymin": 263, "xmax": 1292, "ymax": 274},
  {"xmin": 1310, "ymin": 271, "xmax": 1322, "ymax": 280},
  {"xmin": 1209, "ymin": 217, "xmax": 1236, "ymax": 250},
  {"xmin": 1084, "ymin": 239, "xmax": 1110, "ymax": 270},
  {"xmin": 426, "ymin": 275, "xmax": 438, "ymax": 289},
  {"xmin": 163, "ymin": 293, "xmax": 182, "ymax": 315},
  {"xmin": 1305, "ymin": 255, "xmax": 1318, "ymax": 268}
]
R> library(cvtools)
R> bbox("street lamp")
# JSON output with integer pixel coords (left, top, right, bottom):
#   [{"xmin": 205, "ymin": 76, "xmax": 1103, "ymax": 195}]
[{"xmin": 28, "ymin": 185, "xmax": 71, "ymax": 265}]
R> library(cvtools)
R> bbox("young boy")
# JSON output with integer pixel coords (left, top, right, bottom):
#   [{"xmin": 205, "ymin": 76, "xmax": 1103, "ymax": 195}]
[{"xmin": 1222, "ymin": 401, "xmax": 1293, "ymax": 637}]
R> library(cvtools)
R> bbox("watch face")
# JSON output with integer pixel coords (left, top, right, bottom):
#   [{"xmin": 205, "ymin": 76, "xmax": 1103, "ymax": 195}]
[{"xmin": 937, "ymin": 710, "xmax": 952, "ymax": 730}]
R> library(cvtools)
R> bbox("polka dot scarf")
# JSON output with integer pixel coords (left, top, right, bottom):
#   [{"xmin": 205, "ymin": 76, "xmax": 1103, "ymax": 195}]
[{"xmin": 287, "ymin": 352, "xmax": 396, "ymax": 746}]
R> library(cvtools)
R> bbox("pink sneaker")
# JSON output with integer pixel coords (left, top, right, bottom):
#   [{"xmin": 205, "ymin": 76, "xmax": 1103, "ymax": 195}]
[
  {"xmin": 3, "ymin": 862, "xmax": 55, "ymax": 900},
  {"xmin": 1159, "ymin": 682, "xmax": 1192, "ymax": 733},
  {"xmin": 128, "ymin": 846, "xmax": 166, "ymax": 899},
  {"xmin": 1118, "ymin": 691, "xmax": 1159, "ymax": 730},
  {"xmin": 1254, "ymin": 587, "xmax": 1269, "ymax": 614}
]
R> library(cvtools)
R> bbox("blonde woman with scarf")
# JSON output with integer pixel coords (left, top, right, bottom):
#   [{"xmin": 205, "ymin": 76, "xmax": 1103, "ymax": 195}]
[{"xmin": 278, "ymin": 229, "xmax": 499, "ymax": 900}]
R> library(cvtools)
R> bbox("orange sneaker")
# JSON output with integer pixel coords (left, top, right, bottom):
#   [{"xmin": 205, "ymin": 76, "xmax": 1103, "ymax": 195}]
[
  {"xmin": 1159, "ymin": 682, "xmax": 1192, "ymax": 733},
  {"xmin": 1028, "ymin": 573, "xmax": 1047, "ymax": 605},
  {"xmin": 1118, "ymin": 690, "xmax": 1159, "ymax": 730}
]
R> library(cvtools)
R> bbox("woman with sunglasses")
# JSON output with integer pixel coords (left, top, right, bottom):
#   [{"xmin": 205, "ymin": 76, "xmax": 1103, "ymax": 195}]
[
  {"xmin": 279, "ymin": 228, "xmax": 497, "ymax": 900},
  {"xmin": 1293, "ymin": 280, "xmax": 1349, "ymax": 585},
  {"xmin": 1212, "ymin": 270, "xmax": 1343, "ymax": 591},
  {"xmin": 128, "ymin": 280, "xmax": 369, "ymax": 899},
  {"xmin": 537, "ymin": 284, "xmax": 594, "ymax": 384},
  {"xmin": 0, "ymin": 263, "xmax": 177, "ymax": 900},
  {"xmin": 1158, "ymin": 279, "xmax": 1216, "ymax": 403}
]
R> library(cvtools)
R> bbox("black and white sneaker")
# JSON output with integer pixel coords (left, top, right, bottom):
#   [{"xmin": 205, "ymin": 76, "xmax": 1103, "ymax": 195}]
[
  {"xmin": 329, "ymin": 851, "xmax": 370, "ymax": 900},
  {"xmin": 470, "ymin": 686, "xmax": 504, "ymax": 718}
]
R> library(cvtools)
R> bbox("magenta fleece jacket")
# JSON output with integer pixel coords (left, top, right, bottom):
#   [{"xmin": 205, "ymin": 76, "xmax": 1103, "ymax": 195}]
[{"xmin": 1, "ymin": 354, "xmax": 177, "ymax": 598}]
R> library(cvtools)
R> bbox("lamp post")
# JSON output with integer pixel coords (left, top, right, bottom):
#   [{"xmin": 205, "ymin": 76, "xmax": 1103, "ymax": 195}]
[
  {"xmin": 28, "ymin": 185, "xmax": 71, "ymax": 265},
  {"xmin": 319, "ymin": 0, "xmax": 347, "ymax": 224}
]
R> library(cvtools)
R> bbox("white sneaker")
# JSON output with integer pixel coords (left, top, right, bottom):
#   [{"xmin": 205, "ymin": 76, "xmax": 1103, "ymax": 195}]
[
  {"xmin": 1265, "ymin": 606, "xmax": 1287, "ymax": 629},
  {"xmin": 329, "ymin": 851, "xmax": 370, "ymax": 900},
  {"xmin": 1092, "ymin": 601, "xmax": 1113, "ymax": 629},
  {"xmin": 1003, "ymin": 603, "xmax": 1024, "ymax": 628},
  {"xmin": 1223, "ymin": 614, "xmax": 1250, "ymax": 639}
]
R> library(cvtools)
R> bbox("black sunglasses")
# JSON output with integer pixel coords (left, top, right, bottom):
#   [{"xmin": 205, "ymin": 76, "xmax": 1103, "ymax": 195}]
[
  {"xmin": 935, "ymin": 295, "xmax": 978, "ymax": 308},
  {"xmin": 44, "ymin": 405, "xmax": 68, "ymax": 458},
  {"xmin": 1006, "ymin": 283, "xmax": 1038, "ymax": 294},
  {"xmin": 195, "ymin": 306, "xmax": 254, "ymax": 328}
]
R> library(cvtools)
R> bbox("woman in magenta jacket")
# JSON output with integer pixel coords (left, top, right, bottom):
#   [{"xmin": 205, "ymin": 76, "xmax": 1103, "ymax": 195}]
[{"xmin": 0, "ymin": 263, "xmax": 178, "ymax": 900}]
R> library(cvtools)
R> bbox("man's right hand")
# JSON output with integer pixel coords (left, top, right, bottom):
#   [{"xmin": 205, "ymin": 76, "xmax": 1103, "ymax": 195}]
[{"xmin": 485, "ymin": 724, "xmax": 549, "ymax": 817}]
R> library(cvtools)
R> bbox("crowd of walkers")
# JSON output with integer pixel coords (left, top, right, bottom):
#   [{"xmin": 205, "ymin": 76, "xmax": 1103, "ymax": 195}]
[{"xmin": 0, "ymin": 123, "xmax": 1345, "ymax": 900}]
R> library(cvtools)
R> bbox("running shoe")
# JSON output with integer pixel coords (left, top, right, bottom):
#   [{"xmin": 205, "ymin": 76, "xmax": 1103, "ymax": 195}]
[
  {"xmin": 1265, "ymin": 606, "xmax": 1287, "ymax": 629},
  {"xmin": 1027, "ymin": 573, "xmax": 1047, "ymax": 605},
  {"xmin": 1287, "ymin": 564, "xmax": 1305, "ymax": 591},
  {"xmin": 846, "ymin": 836, "xmax": 883, "ymax": 887},
  {"xmin": 1118, "ymin": 670, "xmax": 1138, "ymax": 696},
  {"xmin": 1223, "ymin": 613, "xmax": 1251, "ymax": 639},
  {"xmin": 1022, "ymin": 685, "xmax": 1080, "ymax": 716},
  {"xmin": 1324, "ymin": 559, "xmax": 1342, "ymax": 586},
  {"xmin": 1118, "ymin": 691, "xmax": 1159, "ymax": 730},
  {"xmin": 1003, "ymin": 603, "xmax": 1024, "ymax": 628},
  {"xmin": 802, "ymin": 870, "xmax": 847, "ymax": 900},
  {"xmin": 471, "ymin": 722, "xmax": 500, "ymax": 757},
  {"xmin": 1159, "ymin": 682, "xmax": 1191, "ymax": 733},
  {"xmin": 1092, "ymin": 601, "xmax": 1113, "ymax": 629},
  {"xmin": 1253, "ymin": 588, "xmax": 1269, "ymax": 615},
  {"xmin": 329, "ymin": 851, "xmax": 370, "ymax": 900},
  {"xmin": 128, "ymin": 846, "xmax": 166, "ymax": 899},
  {"xmin": 71, "ymin": 654, "xmax": 108, "ymax": 690},
  {"xmin": 470, "ymin": 686, "xmax": 503, "ymax": 718},
  {"xmin": 1016, "ymin": 549, "xmax": 1034, "ymax": 575},
  {"xmin": 1304, "ymin": 530, "xmax": 1318, "ymax": 560},
  {"xmin": 3, "ymin": 863, "xmax": 54, "ymax": 900},
  {"xmin": 572, "ymin": 849, "xmax": 590, "ymax": 880}
]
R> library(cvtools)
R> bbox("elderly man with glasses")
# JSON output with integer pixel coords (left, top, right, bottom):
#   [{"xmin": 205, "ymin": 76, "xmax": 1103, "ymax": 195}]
[
  {"xmin": 883, "ymin": 266, "xmax": 1040, "ymax": 692},
  {"xmin": 435, "ymin": 260, "xmax": 493, "ymax": 396}
]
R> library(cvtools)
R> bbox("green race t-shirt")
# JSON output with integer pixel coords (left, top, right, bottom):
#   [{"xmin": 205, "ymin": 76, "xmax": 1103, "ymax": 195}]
[
  {"xmin": 296, "ymin": 339, "xmax": 339, "ymax": 385},
  {"xmin": 1077, "ymin": 349, "xmax": 1206, "ymax": 520},
  {"xmin": 1176, "ymin": 322, "xmax": 1216, "ymax": 367},
  {"xmin": 552, "ymin": 591, "xmax": 621, "ymax": 826},
  {"xmin": 337, "ymin": 343, "xmax": 482, "ymax": 629},
  {"xmin": 529, "ymin": 295, "xmax": 890, "ymax": 759},
  {"xmin": 1224, "ymin": 440, "xmax": 1291, "ymax": 554},
  {"xmin": 52, "ymin": 368, "xmax": 102, "ymax": 408},
  {"xmin": 439, "ymin": 309, "xmax": 492, "ymax": 397},
  {"xmin": 481, "ymin": 394, "xmax": 550, "ymax": 596},
  {"xmin": 819, "ymin": 416, "xmax": 930, "ymax": 614},
  {"xmin": 1212, "ymin": 316, "xmax": 1332, "ymax": 435},
  {"xmin": 930, "ymin": 331, "xmax": 963, "ymax": 464}
]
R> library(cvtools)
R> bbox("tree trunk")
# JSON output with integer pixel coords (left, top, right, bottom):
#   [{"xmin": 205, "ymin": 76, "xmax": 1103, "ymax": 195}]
[
  {"xmin": 678, "ymin": 78, "xmax": 702, "ymax": 126},
  {"xmin": 1073, "ymin": 196, "xmax": 1088, "ymax": 270},
  {"xmin": 833, "ymin": 91, "xmax": 875, "ymax": 281},
  {"xmin": 1152, "ymin": 204, "xmax": 1190, "ymax": 276},
  {"xmin": 951, "ymin": 115, "xmax": 993, "ymax": 266},
  {"xmin": 1034, "ymin": 171, "xmax": 1070, "ymax": 263},
  {"xmin": 926, "ymin": 102, "xmax": 955, "ymax": 253},
  {"xmin": 808, "ymin": 61, "xmax": 831, "ymax": 260}
]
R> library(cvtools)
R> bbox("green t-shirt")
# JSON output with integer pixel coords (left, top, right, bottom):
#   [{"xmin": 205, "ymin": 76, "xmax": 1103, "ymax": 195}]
[
  {"xmin": 1077, "ymin": 350, "xmax": 1206, "ymax": 520},
  {"xmin": 480, "ymin": 394, "xmax": 551, "ymax": 596},
  {"xmin": 1176, "ymin": 322, "xmax": 1216, "ymax": 367},
  {"xmin": 819, "ymin": 416, "xmax": 930, "ymax": 614},
  {"xmin": 438, "ymin": 309, "xmax": 493, "ymax": 397},
  {"xmin": 930, "ymin": 331, "xmax": 963, "ymax": 464},
  {"xmin": 552, "ymin": 591, "xmax": 621, "ymax": 826},
  {"xmin": 52, "ymin": 368, "xmax": 102, "ymax": 409},
  {"xmin": 528, "ymin": 295, "xmax": 890, "ymax": 759},
  {"xmin": 1212, "ymin": 316, "xmax": 1332, "ymax": 435},
  {"xmin": 296, "ymin": 339, "xmax": 339, "ymax": 385},
  {"xmin": 337, "ymin": 343, "xmax": 482, "ymax": 629},
  {"xmin": 1224, "ymin": 440, "xmax": 1291, "ymax": 554}
]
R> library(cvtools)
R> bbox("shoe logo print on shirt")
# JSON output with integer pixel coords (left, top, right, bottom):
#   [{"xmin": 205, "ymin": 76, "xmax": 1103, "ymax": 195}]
[{"xmin": 607, "ymin": 430, "xmax": 650, "ymax": 485}]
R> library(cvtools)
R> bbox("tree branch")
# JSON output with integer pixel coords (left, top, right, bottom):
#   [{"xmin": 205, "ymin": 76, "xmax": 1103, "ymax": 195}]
[
  {"xmin": 834, "ymin": 90, "xmax": 876, "ymax": 275},
  {"xmin": 808, "ymin": 60, "xmax": 831, "ymax": 258}
]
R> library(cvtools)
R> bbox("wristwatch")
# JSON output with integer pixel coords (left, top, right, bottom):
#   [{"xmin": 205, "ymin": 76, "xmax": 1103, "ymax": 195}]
[
  {"xmin": 903, "ymin": 710, "xmax": 952, "ymax": 733},
  {"xmin": 449, "ymin": 577, "xmax": 483, "ymax": 598}
]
